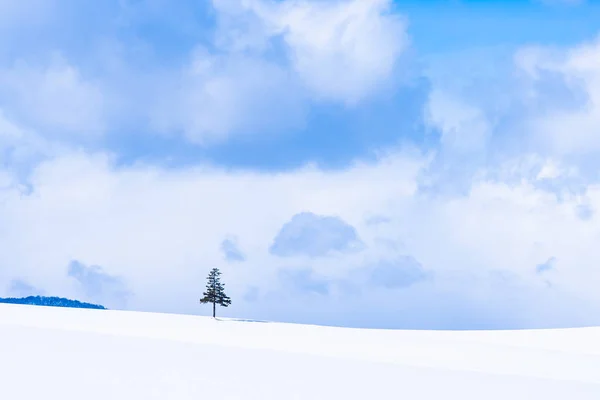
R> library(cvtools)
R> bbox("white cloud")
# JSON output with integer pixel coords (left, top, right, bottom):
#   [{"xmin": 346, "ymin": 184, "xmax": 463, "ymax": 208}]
[
  {"xmin": 158, "ymin": 0, "xmax": 408, "ymax": 143},
  {"xmin": 0, "ymin": 61, "xmax": 103, "ymax": 139},
  {"xmin": 221, "ymin": 235, "xmax": 246, "ymax": 262},
  {"xmin": 0, "ymin": 57, "xmax": 105, "ymax": 138},
  {"xmin": 155, "ymin": 0, "xmax": 408, "ymax": 144},
  {"xmin": 151, "ymin": 48, "xmax": 307, "ymax": 144},
  {"xmin": 0, "ymin": 148, "xmax": 599, "ymax": 328},
  {"xmin": 0, "ymin": 149, "xmax": 423, "ymax": 315},
  {"xmin": 424, "ymin": 90, "xmax": 492, "ymax": 154},
  {"xmin": 512, "ymin": 37, "xmax": 600, "ymax": 155},
  {"xmin": 67, "ymin": 260, "xmax": 132, "ymax": 309},
  {"xmin": 0, "ymin": 110, "xmax": 68, "ymax": 173},
  {"xmin": 7, "ymin": 279, "xmax": 42, "ymax": 297},
  {"xmin": 247, "ymin": 0, "xmax": 408, "ymax": 104},
  {"xmin": 424, "ymin": 35, "xmax": 600, "ymax": 168},
  {"xmin": 269, "ymin": 212, "xmax": 365, "ymax": 258},
  {"xmin": 0, "ymin": 0, "xmax": 409, "ymax": 145}
]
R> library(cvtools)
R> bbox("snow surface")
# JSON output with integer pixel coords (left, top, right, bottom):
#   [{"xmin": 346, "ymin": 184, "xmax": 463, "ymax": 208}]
[{"xmin": 1, "ymin": 304, "xmax": 599, "ymax": 399}]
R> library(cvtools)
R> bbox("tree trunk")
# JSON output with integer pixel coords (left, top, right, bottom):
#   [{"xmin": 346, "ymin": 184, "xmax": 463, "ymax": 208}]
[{"xmin": 212, "ymin": 279, "xmax": 216, "ymax": 318}]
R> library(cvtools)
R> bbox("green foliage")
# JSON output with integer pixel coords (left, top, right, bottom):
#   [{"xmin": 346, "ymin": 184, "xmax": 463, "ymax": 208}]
[{"xmin": 200, "ymin": 268, "xmax": 231, "ymax": 317}]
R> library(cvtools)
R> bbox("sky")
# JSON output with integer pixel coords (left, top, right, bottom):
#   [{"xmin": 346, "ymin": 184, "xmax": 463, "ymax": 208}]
[{"xmin": 1, "ymin": 0, "xmax": 600, "ymax": 330}]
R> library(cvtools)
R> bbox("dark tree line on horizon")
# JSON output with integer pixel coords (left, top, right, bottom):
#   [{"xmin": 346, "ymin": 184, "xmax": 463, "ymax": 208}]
[{"xmin": 0, "ymin": 296, "xmax": 106, "ymax": 309}]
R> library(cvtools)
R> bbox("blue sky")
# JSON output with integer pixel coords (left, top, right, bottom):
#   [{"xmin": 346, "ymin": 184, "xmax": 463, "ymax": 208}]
[
  {"xmin": 406, "ymin": 1, "xmax": 600, "ymax": 50},
  {"xmin": 1, "ymin": 0, "xmax": 600, "ymax": 330}
]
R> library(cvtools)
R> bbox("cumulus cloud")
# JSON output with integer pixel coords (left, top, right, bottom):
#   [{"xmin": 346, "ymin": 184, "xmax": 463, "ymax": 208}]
[
  {"xmin": 67, "ymin": 260, "xmax": 132, "ymax": 308},
  {"xmin": 157, "ymin": 0, "xmax": 409, "ymax": 143},
  {"xmin": 0, "ymin": 0, "xmax": 411, "ymax": 146},
  {"xmin": 368, "ymin": 256, "xmax": 431, "ymax": 289},
  {"xmin": 252, "ymin": 0, "xmax": 406, "ymax": 104},
  {"xmin": 152, "ymin": 49, "xmax": 307, "ymax": 144},
  {"xmin": 269, "ymin": 212, "xmax": 365, "ymax": 258},
  {"xmin": 512, "ymin": 38, "xmax": 600, "ymax": 155},
  {"xmin": 0, "ymin": 110, "xmax": 65, "ymax": 172},
  {"xmin": 430, "ymin": 35, "xmax": 600, "ymax": 162},
  {"xmin": 0, "ymin": 58, "xmax": 105, "ymax": 138},
  {"xmin": 424, "ymin": 90, "xmax": 492, "ymax": 155},
  {"xmin": 213, "ymin": 0, "xmax": 407, "ymax": 102},
  {"xmin": 221, "ymin": 235, "xmax": 246, "ymax": 262},
  {"xmin": 7, "ymin": 279, "xmax": 42, "ymax": 297},
  {"xmin": 536, "ymin": 257, "xmax": 556, "ymax": 274},
  {"xmin": 421, "ymin": 36, "xmax": 600, "ymax": 206}
]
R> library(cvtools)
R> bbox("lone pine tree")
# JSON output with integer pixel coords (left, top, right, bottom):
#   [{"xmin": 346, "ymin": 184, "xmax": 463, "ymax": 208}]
[{"xmin": 200, "ymin": 268, "xmax": 231, "ymax": 318}]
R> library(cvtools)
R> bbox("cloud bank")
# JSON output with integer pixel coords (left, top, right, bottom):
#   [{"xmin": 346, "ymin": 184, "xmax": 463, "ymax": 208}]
[{"xmin": 0, "ymin": 0, "xmax": 599, "ymax": 329}]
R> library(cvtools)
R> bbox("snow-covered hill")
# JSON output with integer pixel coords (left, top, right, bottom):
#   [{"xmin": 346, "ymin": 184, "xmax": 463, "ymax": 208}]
[{"xmin": 1, "ymin": 304, "xmax": 599, "ymax": 399}]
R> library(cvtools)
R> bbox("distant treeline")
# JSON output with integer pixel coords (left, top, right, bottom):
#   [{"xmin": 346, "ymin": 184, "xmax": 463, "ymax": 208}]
[{"xmin": 0, "ymin": 296, "xmax": 106, "ymax": 310}]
